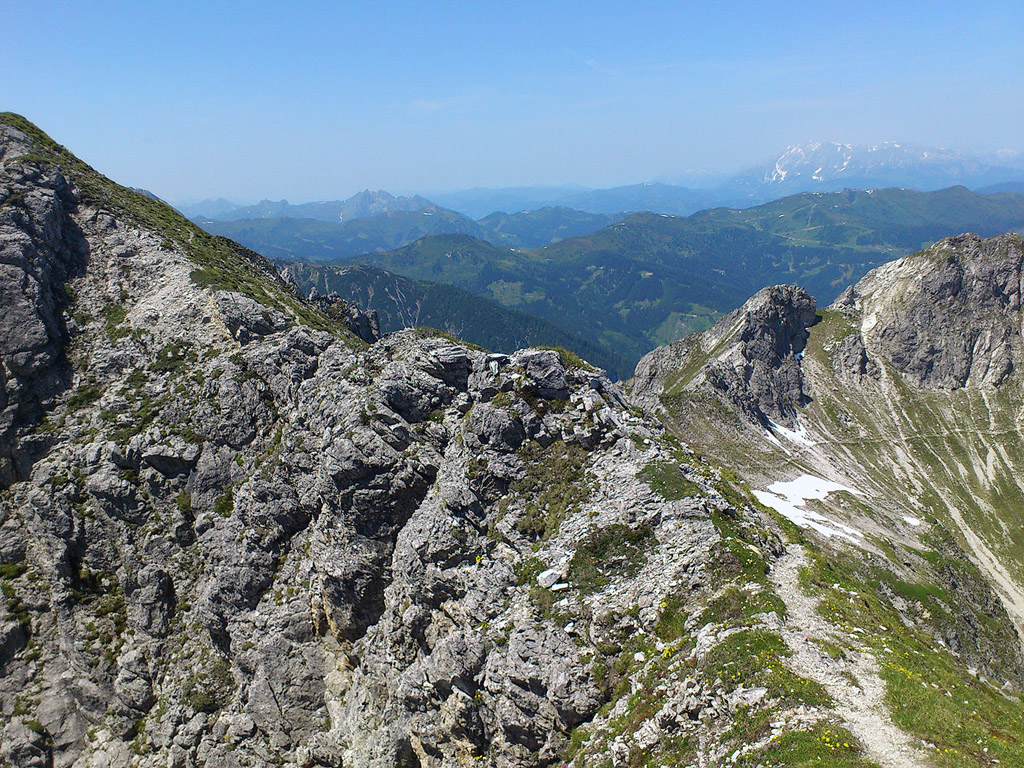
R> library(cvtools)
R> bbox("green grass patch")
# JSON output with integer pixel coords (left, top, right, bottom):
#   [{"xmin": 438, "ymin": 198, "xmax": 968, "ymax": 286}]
[
  {"xmin": 513, "ymin": 441, "xmax": 595, "ymax": 540},
  {"xmin": 213, "ymin": 488, "xmax": 234, "ymax": 517},
  {"xmin": 735, "ymin": 722, "xmax": 877, "ymax": 767},
  {"xmin": 700, "ymin": 584, "xmax": 787, "ymax": 628},
  {"xmin": 183, "ymin": 653, "xmax": 234, "ymax": 713},
  {"xmin": 67, "ymin": 381, "xmax": 103, "ymax": 411},
  {"xmin": 102, "ymin": 303, "xmax": 130, "ymax": 341},
  {"xmin": 567, "ymin": 523, "xmax": 654, "ymax": 595},
  {"xmin": 706, "ymin": 629, "xmax": 829, "ymax": 705},
  {"xmin": 638, "ymin": 460, "xmax": 700, "ymax": 500},
  {"xmin": 150, "ymin": 342, "xmax": 195, "ymax": 373}
]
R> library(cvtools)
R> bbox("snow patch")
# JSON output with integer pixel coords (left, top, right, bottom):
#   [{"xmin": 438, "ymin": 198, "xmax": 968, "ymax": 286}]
[
  {"xmin": 903, "ymin": 516, "xmax": 922, "ymax": 527},
  {"xmin": 754, "ymin": 475, "xmax": 863, "ymax": 542},
  {"xmin": 768, "ymin": 418, "xmax": 814, "ymax": 447}
]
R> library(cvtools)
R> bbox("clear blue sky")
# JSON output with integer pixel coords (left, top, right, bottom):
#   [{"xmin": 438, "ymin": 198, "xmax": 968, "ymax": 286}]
[{"xmin": 4, "ymin": 0, "xmax": 1021, "ymax": 202}]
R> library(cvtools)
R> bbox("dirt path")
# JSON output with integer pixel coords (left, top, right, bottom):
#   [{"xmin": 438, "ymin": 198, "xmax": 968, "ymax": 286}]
[{"xmin": 770, "ymin": 544, "xmax": 930, "ymax": 768}]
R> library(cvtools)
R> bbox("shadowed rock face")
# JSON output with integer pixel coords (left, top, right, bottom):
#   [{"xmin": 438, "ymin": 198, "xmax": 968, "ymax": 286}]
[
  {"xmin": 700, "ymin": 285, "xmax": 817, "ymax": 427},
  {"xmin": 632, "ymin": 284, "xmax": 817, "ymax": 428},
  {"xmin": 848, "ymin": 232, "xmax": 1024, "ymax": 389},
  {"xmin": 0, "ymin": 122, "xmax": 89, "ymax": 485}
]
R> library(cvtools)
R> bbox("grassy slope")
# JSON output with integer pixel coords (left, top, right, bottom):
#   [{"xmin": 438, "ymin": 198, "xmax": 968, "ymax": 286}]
[
  {"xmin": 799, "ymin": 311, "xmax": 1024, "ymax": 624},
  {"xmin": 0, "ymin": 112, "xmax": 356, "ymax": 342},
  {"xmin": 632, "ymin": 295, "xmax": 1024, "ymax": 766},
  {"xmin": 651, "ymin": 377, "xmax": 1024, "ymax": 767}
]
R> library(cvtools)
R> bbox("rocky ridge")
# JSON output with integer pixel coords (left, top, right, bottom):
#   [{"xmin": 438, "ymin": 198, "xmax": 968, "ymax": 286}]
[
  {"xmin": 632, "ymin": 285, "xmax": 817, "ymax": 428},
  {"xmin": 630, "ymin": 232, "xmax": 1024, "ymax": 765},
  {"xmin": 0, "ymin": 115, "xmax": 902, "ymax": 768},
  {"xmin": 5, "ymin": 113, "xmax": 1024, "ymax": 768}
]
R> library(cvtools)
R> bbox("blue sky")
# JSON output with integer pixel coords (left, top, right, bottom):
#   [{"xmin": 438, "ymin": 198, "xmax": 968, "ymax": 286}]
[{"xmin": 3, "ymin": 1, "xmax": 1021, "ymax": 202}]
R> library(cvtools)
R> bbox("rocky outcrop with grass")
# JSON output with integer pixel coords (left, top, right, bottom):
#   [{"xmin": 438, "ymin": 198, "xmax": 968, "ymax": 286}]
[
  {"xmin": 839, "ymin": 232, "xmax": 1024, "ymax": 388},
  {"xmin": 631, "ymin": 285, "xmax": 817, "ymax": 428},
  {"xmin": 5, "ymin": 114, "xmax": 1024, "ymax": 768},
  {"xmin": 0, "ymin": 114, "xmax": 849, "ymax": 768}
]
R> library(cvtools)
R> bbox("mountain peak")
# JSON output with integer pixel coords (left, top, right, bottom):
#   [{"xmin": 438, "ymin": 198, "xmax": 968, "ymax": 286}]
[
  {"xmin": 758, "ymin": 140, "xmax": 1023, "ymax": 190},
  {"xmin": 632, "ymin": 284, "xmax": 817, "ymax": 427},
  {"xmin": 840, "ymin": 231, "xmax": 1024, "ymax": 389}
]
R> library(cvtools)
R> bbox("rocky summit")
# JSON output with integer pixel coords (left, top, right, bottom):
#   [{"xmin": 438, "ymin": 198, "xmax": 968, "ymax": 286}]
[{"xmin": 3, "ymin": 113, "xmax": 1024, "ymax": 768}]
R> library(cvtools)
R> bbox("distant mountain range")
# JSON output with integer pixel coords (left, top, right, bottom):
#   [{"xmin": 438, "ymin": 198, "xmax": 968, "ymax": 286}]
[
  {"xmin": 732, "ymin": 141, "xmax": 1024, "ymax": 195},
  {"xmin": 345, "ymin": 186, "xmax": 1024, "ymax": 378},
  {"xmin": 185, "ymin": 189, "xmax": 432, "ymax": 222},
  {"xmin": 202, "ymin": 205, "xmax": 630, "ymax": 258},
  {"xmin": 179, "ymin": 141, "xmax": 1024, "ymax": 223}
]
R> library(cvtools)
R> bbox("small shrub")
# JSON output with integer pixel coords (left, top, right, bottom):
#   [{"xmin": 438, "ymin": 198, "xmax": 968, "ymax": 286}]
[
  {"xmin": 102, "ymin": 304, "xmax": 130, "ymax": 341},
  {"xmin": 213, "ymin": 488, "xmax": 234, "ymax": 517},
  {"xmin": 514, "ymin": 441, "xmax": 595, "ymax": 540}
]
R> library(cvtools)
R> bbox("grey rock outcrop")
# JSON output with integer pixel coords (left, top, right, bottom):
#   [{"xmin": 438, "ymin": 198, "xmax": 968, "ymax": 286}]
[
  {"xmin": 10, "ymin": 113, "xmax": 1023, "ymax": 768},
  {"xmin": 0, "ymin": 116, "xmax": 755, "ymax": 768},
  {"xmin": 632, "ymin": 285, "xmax": 817, "ymax": 427},
  {"xmin": 839, "ymin": 232, "xmax": 1024, "ymax": 389},
  {"xmin": 0, "ymin": 122, "xmax": 87, "ymax": 485}
]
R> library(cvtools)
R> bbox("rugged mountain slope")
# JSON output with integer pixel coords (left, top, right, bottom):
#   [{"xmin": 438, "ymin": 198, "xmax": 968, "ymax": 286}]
[
  {"xmin": 556, "ymin": 183, "xmax": 729, "ymax": 216},
  {"xmin": 1, "ymin": 114, "xmax": 937, "ymax": 768},
  {"xmin": 632, "ymin": 232, "xmax": 1024, "ymax": 765},
  {"xmin": 5, "ymin": 114, "xmax": 1024, "ymax": 768},
  {"xmin": 476, "ymin": 207, "xmax": 627, "ymax": 248}
]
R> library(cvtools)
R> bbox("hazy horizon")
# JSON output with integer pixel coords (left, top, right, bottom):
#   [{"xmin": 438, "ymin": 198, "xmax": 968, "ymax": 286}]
[{"xmin": 5, "ymin": 1, "xmax": 1022, "ymax": 203}]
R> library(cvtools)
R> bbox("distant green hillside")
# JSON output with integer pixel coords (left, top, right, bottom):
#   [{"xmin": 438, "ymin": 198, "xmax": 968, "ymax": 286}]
[
  {"xmin": 477, "ymin": 207, "xmax": 626, "ymax": 247},
  {"xmin": 201, "ymin": 205, "xmax": 629, "ymax": 257},
  {"xmin": 201, "ymin": 206, "xmax": 486, "ymax": 260},
  {"xmin": 281, "ymin": 261, "xmax": 631, "ymax": 375},
  {"xmin": 352, "ymin": 186, "xmax": 1024, "ymax": 377}
]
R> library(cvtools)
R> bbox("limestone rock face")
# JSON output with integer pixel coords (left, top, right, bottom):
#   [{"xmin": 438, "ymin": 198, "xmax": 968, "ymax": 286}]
[
  {"xmin": 845, "ymin": 232, "xmax": 1024, "ymax": 389},
  {"xmin": 0, "ymin": 122, "xmax": 88, "ymax": 485},
  {"xmin": 632, "ymin": 235, "xmax": 1024, "ymax": 434},
  {"xmin": 8, "ymin": 115, "xmax": 1024, "ymax": 768},
  {"xmin": 632, "ymin": 284, "xmax": 816, "ymax": 427},
  {"xmin": 0, "ymin": 116, "xmax": 748, "ymax": 768}
]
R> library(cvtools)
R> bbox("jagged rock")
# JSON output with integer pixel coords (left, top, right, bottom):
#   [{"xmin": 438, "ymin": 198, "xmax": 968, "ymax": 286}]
[
  {"xmin": 466, "ymin": 402, "xmax": 526, "ymax": 450},
  {"xmin": 5, "ymin": 115, "xmax": 1024, "ymax": 768},
  {"xmin": 633, "ymin": 285, "xmax": 816, "ymax": 427},
  {"xmin": 1, "ymin": 719, "xmax": 51, "ymax": 768},
  {"xmin": 307, "ymin": 289, "xmax": 381, "ymax": 343},
  {"xmin": 141, "ymin": 438, "xmax": 201, "ymax": 476},
  {"xmin": 215, "ymin": 292, "xmax": 288, "ymax": 343},
  {"xmin": 510, "ymin": 348, "xmax": 569, "ymax": 399},
  {"xmin": 845, "ymin": 233, "xmax": 1024, "ymax": 389}
]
